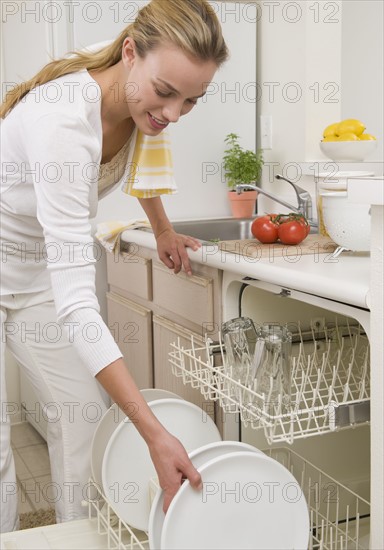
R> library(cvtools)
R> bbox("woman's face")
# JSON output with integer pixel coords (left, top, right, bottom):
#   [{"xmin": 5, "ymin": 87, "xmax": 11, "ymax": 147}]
[{"xmin": 122, "ymin": 39, "xmax": 218, "ymax": 134}]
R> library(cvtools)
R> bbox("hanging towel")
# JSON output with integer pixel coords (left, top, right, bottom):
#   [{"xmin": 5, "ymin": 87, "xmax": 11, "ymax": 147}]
[
  {"xmin": 95, "ymin": 219, "xmax": 151, "ymax": 254},
  {"xmin": 122, "ymin": 128, "xmax": 178, "ymax": 198}
]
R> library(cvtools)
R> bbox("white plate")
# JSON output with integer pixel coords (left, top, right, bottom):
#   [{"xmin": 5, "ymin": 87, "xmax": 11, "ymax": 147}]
[
  {"xmin": 91, "ymin": 389, "xmax": 183, "ymax": 488},
  {"xmin": 317, "ymin": 171, "xmax": 374, "ymax": 190},
  {"xmin": 101, "ymin": 398, "xmax": 222, "ymax": 531},
  {"xmin": 140, "ymin": 388, "xmax": 184, "ymax": 402},
  {"xmin": 317, "ymin": 170, "xmax": 374, "ymax": 179},
  {"xmin": 149, "ymin": 441, "xmax": 264, "ymax": 550},
  {"xmin": 161, "ymin": 451, "xmax": 310, "ymax": 550}
]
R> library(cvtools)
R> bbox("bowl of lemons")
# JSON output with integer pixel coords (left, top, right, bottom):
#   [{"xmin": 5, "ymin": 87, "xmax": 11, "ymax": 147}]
[{"xmin": 320, "ymin": 119, "xmax": 377, "ymax": 161}]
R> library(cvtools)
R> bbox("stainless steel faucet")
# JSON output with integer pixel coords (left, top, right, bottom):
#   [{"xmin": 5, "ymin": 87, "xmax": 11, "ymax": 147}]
[{"xmin": 236, "ymin": 174, "xmax": 317, "ymax": 227}]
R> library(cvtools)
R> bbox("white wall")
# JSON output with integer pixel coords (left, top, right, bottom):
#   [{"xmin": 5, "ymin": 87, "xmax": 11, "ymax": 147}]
[
  {"xmin": 341, "ymin": 0, "xmax": 384, "ymax": 157},
  {"xmin": 255, "ymin": 0, "xmax": 384, "ymax": 215}
]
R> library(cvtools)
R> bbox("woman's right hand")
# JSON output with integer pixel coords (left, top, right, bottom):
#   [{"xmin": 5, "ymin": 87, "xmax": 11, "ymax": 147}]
[
  {"xmin": 96, "ymin": 360, "xmax": 202, "ymax": 512},
  {"xmin": 148, "ymin": 429, "xmax": 202, "ymax": 513}
]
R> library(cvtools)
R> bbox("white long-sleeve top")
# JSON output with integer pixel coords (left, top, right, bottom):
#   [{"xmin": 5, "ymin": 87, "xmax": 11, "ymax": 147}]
[{"xmin": 1, "ymin": 70, "xmax": 126, "ymax": 376}]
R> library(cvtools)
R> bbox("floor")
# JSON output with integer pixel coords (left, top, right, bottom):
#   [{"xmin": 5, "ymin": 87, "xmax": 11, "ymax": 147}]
[{"xmin": 11, "ymin": 422, "xmax": 53, "ymax": 514}]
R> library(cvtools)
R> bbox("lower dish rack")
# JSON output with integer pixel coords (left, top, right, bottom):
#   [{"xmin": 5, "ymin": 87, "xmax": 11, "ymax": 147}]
[
  {"xmin": 86, "ymin": 447, "xmax": 370, "ymax": 550},
  {"xmin": 169, "ymin": 324, "xmax": 370, "ymax": 444},
  {"xmin": 86, "ymin": 478, "xmax": 149, "ymax": 549}
]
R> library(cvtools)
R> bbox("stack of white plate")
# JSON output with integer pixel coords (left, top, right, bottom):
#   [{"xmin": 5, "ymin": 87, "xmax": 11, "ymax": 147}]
[
  {"xmin": 90, "ymin": 389, "xmax": 185, "ymax": 490},
  {"xmin": 95, "ymin": 393, "xmax": 222, "ymax": 532},
  {"xmin": 149, "ymin": 441, "xmax": 310, "ymax": 550},
  {"xmin": 93, "ymin": 392, "xmax": 310, "ymax": 549}
]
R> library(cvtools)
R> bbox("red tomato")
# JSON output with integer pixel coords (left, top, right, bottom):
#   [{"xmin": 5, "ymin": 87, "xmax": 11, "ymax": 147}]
[
  {"xmin": 251, "ymin": 215, "xmax": 279, "ymax": 243},
  {"xmin": 278, "ymin": 220, "xmax": 307, "ymax": 245},
  {"xmin": 296, "ymin": 215, "xmax": 311, "ymax": 235}
]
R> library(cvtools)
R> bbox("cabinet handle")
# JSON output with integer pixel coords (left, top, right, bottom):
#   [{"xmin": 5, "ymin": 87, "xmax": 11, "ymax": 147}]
[{"xmin": 278, "ymin": 288, "xmax": 291, "ymax": 297}]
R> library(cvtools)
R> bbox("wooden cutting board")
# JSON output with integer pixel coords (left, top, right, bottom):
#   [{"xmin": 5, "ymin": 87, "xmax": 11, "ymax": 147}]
[{"xmin": 217, "ymin": 234, "xmax": 338, "ymax": 259}]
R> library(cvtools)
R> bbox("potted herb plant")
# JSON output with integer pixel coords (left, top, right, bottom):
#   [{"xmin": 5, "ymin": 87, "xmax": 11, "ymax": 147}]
[{"xmin": 223, "ymin": 133, "xmax": 263, "ymax": 218}]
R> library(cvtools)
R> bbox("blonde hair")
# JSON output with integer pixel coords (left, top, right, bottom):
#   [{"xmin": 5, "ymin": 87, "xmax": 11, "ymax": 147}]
[{"xmin": 1, "ymin": 0, "xmax": 228, "ymax": 118}]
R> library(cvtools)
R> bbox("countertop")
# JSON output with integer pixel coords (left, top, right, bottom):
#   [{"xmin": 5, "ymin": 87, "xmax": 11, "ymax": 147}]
[{"xmin": 120, "ymin": 228, "xmax": 370, "ymax": 310}]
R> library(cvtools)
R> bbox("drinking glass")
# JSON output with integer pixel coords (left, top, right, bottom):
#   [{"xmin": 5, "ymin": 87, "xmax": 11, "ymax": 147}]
[
  {"xmin": 253, "ymin": 323, "xmax": 292, "ymax": 413},
  {"xmin": 221, "ymin": 317, "xmax": 257, "ymax": 390}
]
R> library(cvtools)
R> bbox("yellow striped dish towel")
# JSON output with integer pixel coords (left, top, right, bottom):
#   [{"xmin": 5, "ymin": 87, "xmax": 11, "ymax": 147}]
[
  {"xmin": 95, "ymin": 219, "xmax": 151, "ymax": 253},
  {"xmin": 122, "ymin": 128, "xmax": 178, "ymax": 198}
]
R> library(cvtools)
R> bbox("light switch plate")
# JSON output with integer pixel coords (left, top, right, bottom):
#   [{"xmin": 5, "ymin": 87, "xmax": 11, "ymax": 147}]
[{"xmin": 260, "ymin": 115, "xmax": 272, "ymax": 150}]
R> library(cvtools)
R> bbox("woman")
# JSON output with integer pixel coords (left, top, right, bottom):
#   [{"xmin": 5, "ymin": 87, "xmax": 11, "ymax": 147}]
[{"xmin": 0, "ymin": 0, "xmax": 228, "ymax": 532}]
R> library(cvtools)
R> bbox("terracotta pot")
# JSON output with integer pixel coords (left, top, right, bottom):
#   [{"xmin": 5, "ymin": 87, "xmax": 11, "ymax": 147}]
[{"xmin": 228, "ymin": 190, "xmax": 258, "ymax": 218}]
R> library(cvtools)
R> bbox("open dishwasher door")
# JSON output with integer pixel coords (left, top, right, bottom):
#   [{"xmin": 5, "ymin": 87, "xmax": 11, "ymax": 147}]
[{"xmin": 238, "ymin": 282, "xmax": 371, "ymax": 550}]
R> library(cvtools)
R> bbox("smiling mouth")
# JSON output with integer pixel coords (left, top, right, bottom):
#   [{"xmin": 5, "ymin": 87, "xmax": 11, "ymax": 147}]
[{"xmin": 149, "ymin": 113, "xmax": 168, "ymax": 127}]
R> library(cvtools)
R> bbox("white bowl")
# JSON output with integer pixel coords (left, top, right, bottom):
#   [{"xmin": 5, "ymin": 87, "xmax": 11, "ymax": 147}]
[
  {"xmin": 320, "ymin": 140, "xmax": 377, "ymax": 162},
  {"xmin": 321, "ymin": 191, "xmax": 371, "ymax": 251}
]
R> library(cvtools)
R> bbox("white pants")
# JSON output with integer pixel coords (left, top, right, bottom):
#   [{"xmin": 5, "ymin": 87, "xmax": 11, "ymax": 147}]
[{"xmin": 0, "ymin": 290, "xmax": 108, "ymax": 533}]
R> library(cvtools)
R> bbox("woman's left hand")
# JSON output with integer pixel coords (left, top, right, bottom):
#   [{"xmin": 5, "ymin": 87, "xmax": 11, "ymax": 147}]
[{"xmin": 156, "ymin": 228, "xmax": 201, "ymax": 275}]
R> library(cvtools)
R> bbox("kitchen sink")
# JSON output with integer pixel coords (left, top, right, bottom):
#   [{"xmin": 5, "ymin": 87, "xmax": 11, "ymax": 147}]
[
  {"xmin": 171, "ymin": 217, "xmax": 255, "ymax": 242},
  {"xmin": 169, "ymin": 217, "xmax": 317, "ymax": 242},
  {"xmin": 137, "ymin": 217, "xmax": 318, "ymax": 242}
]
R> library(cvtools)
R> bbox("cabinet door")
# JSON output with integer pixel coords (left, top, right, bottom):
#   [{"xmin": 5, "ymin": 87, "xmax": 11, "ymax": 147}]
[
  {"xmin": 153, "ymin": 315, "xmax": 215, "ymax": 421},
  {"xmin": 107, "ymin": 250, "xmax": 152, "ymax": 301},
  {"xmin": 152, "ymin": 262, "xmax": 213, "ymax": 326},
  {"xmin": 107, "ymin": 292, "xmax": 152, "ymax": 389}
]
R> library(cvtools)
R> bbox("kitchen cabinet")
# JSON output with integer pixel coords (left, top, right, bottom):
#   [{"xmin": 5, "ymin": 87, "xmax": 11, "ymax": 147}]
[
  {"xmin": 107, "ymin": 250, "xmax": 153, "ymax": 302},
  {"xmin": 106, "ymin": 244, "xmax": 222, "ymax": 418},
  {"xmin": 106, "ymin": 292, "xmax": 153, "ymax": 389},
  {"xmin": 152, "ymin": 262, "xmax": 214, "ymax": 328},
  {"xmin": 152, "ymin": 315, "xmax": 208, "ymax": 410}
]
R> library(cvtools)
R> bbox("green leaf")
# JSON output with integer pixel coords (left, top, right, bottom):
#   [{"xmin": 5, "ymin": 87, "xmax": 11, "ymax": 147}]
[{"xmin": 222, "ymin": 134, "xmax": 264, "ymax": 189}]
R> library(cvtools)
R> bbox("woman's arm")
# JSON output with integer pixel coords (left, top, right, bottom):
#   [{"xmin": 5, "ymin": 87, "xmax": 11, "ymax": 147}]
[
  {"xmin": 96, "ymin": 358, "xmax": 202, "ymax": 512},
  {"xmin": 138, "ymin": 196, "xmax": 201, "ymax": 275}
]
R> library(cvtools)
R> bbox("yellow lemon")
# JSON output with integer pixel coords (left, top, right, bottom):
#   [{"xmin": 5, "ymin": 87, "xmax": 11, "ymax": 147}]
[
  {"xmin": 337, "ymin": 119, "xmax": 365, "ymax": 137},
  {"xmin": 323, "ymin": 122, "xmax": 339, "ymax": 138},
  {"xmin": 337, "ymin": 132, "xmax": 359, "ymax": 141},
  {"xmin": 322, "ymin": 136, "xmax": 339, "ymax": 142},
  {"xmin": 359, "ymin": 133, "xmax": 376, "ymax": 140}
]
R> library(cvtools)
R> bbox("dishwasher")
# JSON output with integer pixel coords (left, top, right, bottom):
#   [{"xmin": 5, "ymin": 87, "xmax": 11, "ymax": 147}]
[
  {"xmin": 1, "ymin": 276, "xmax": 372, "ymax": 550},
  {"xmin": 169, "ymin": 274, "xmax": 371, "ymax": 550}
]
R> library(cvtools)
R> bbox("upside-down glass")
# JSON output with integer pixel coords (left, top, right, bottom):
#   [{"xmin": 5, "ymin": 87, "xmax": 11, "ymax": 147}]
[
  {"xmin": 221, "ymin": 317, "xmax": 257, "ymax": 390},
  {"xmin": 253, "ymin": 323, "xmax": 292, "ymax": 413}
]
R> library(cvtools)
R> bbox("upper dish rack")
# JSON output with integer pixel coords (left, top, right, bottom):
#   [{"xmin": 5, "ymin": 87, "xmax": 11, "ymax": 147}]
[{"xmin": 169, "ymin": 323, "xmax": 370, "ymax": 444}]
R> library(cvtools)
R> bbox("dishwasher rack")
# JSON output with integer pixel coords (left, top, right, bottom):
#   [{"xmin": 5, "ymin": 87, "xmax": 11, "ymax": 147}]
[
  {"xmin": 86, "ymin": 446, "xmax": 370, "ymax": 550},
  {"xmin": 86, "ymin": 478, "xmax": 149, "ymax": 549},
  {"xmin": 169, "ymin": 324, "xmax": 370, "ymax": 444}
]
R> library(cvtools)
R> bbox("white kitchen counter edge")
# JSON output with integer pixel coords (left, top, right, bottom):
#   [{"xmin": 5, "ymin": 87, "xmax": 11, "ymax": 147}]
[{"xmin": 121, "ymin": 229, "xmax": 370, "ymax": 310}]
